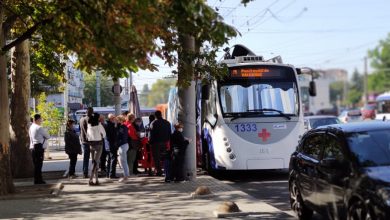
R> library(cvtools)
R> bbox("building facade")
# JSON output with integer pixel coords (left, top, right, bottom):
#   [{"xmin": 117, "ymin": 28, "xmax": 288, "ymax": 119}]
[{"xmin": 47, "ymin": 60, "xmax": 85, "ymax": 113}]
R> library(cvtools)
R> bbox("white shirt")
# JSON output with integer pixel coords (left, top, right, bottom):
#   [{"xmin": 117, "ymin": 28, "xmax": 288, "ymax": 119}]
[
  {"xmin": 29, "ymin": 123, "xmax": 50, "ymax": 149},
  {"xmin": 87, "ymin": 123, "xmax": 106, "ymax": 142}
]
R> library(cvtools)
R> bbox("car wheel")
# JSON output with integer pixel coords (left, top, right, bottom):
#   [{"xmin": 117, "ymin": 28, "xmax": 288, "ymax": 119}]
[
  {"xmin": 347, "ymin": 200, "xmax": 372, "ymax": 220},
  {"xmin": 290, "ymin": 179, "xmax": 313, "ymax": 220}
]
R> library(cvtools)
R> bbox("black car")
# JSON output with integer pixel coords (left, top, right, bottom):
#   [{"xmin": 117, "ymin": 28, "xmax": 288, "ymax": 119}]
[{"xmin": 289, "ymin": 121, "xmax": 390, "ymax": 220}]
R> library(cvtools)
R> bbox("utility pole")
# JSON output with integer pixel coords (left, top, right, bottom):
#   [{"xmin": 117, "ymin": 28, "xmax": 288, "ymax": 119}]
[
  {"xmin": 177, "ymin": 34, "xmax": 196, "ymax": 181},
  {"xmin": 364, "ymin": 56, "xmax": 368, "ymax": 105},
  {"xmin": 128, "ymin": 71, "xmax": 133, "ymax": 111},
  {"xmin": 96, "ymin": 70, "xmax": 101, "ymax": 107},
  {"xmin": 113, "ymin": 78, "xmax": 121, "ymax": 115}
]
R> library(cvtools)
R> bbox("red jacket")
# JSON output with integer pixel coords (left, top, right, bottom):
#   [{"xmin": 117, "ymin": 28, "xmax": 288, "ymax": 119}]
[{"xmin": 124, "ymin": 121, "xmax": 139, "ymax": 141}]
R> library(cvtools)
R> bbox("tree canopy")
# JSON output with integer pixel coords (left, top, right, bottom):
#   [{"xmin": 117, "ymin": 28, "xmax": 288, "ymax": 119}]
[
  {"xmin": 368, "ymin": 33, "xmax": 390, "ymax": 93},
  {"xmin": 2, "ymin": 0, "xmax": 244, "ymax": 84},
  {"xmin": 147, "ymin": 79, "xmax": 176, "ymax": 107}
]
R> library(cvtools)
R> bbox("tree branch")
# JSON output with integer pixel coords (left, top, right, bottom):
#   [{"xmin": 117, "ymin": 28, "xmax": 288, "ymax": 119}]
[
  {"xmin": 2, "ymin": 17, "xmax": 52, "ymax": 52},
  {"xmin": 2, "ymin": 14, "xmax": 17, "ymax": 34},
  {"xmin": 0, "ymin": 2, "xmax": 28, "ymax": 26}
]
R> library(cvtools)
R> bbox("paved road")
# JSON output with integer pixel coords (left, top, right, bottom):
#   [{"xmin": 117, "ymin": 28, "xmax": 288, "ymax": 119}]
[{"xmin": 214, "ymin": 170, "xmax": 325, "ymax": 220}]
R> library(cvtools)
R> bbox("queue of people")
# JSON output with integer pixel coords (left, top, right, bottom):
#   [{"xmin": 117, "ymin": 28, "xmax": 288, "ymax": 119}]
[{"xmin": 29, "ymin": 109, "xmax": 190, "ymax": 185}]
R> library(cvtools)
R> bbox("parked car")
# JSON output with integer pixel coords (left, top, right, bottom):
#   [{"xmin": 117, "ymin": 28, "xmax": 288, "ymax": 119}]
[
  {"xmin": 304, "ymin": 115, "xmax": 341, "ymax": 131},
  {"xmin": 338, "ymin": 109, "xmax": 362, "ymax": 123},
  {"xmin": 361, "ymin": 103, "xmax": 376, "ymax": 120},
  {"xmin": 289, "ymin": 121, "xmax": 390, "ymax": 219}
]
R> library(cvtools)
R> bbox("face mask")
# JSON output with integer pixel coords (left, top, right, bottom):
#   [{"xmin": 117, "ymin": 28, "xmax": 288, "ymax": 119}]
[{"xmin": 178, "ymin": 128, "xmax": 184, "ymax": 132}]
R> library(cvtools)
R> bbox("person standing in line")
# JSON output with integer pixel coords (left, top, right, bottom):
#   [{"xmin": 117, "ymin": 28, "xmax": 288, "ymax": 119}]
[
  {"xmin": 79, "ymin": 107, "xmax": 93, "ymax": 178},
  {"xmin": 86, "ymin": 113, "xmax": 106, "ymax": 185},
  {"xmin": 99, "ymin": 114, "xmax": 108, "ymax": 177},
  {"xmin": 124, "ymin": 114, "xmax": 139, "ymax": 176},
  {"xmin": 64, "ymin": 119, "xmax": 82, "ymax": 179},
  {"xmin": 116, "ymin": 115, "xmax": 130, "ymax": 182},
  {"xmin": 146, "ymin": 115, "xmax": 155, "ymax": 139},
  {"xmin": 29, "ymin": 114, "xmax": 50, "ymax": 184},
  {"xmin": 149, "ymin": 110, "xmax": 171, "ymax": 176},
  {"xmin": 132, "ymin": 117, "xmax": 144, "ymax": 175},
  {"xmin": 145, "ymin": 114, "xmax": 155, "ymax": 175},
  {"xmin": 170, "ymin": 122, "xmax": 190, "ymax": 182},
  {"xmin": 105, "ymin": 114, "xmax": 119, "ymax": 179}
]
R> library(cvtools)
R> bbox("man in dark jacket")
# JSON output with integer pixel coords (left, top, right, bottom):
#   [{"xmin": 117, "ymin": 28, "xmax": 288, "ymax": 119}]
[
  {"xmin": 105, "ymin": 114, "xmax": 119, "ymax": 178},
  {"xmin": 79, "ymin": 107, "xmax": 93, "ymax": 178},
  {"xmin": 149, "ymin": 110, "xmax": 171, "ymax": 176},
  {"xmin": 64, "ymin": 119, "xmax": 82, "ymax": 178}
]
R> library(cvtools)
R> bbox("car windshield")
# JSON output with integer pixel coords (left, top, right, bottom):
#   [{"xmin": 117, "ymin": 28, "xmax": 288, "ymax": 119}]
[
  {"xmin": 347, "ymin": 129, "xmax": 390, "ymax": 167},
  {"xmin": 310, "ymin": 118, "xmax": 340, "ymax": 129},
  {"xmin": 363, "ymin": 104, "xmax": 376, "ymax": 110}
]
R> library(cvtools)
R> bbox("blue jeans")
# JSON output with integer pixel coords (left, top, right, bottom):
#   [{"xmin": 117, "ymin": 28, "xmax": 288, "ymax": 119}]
[
  {"xmin": 82, "ymin": 143, "xmax": 90, "ymax": 175},
  {"xmin": 118, "ymin": 143, "xmax": 129, "ymax": 177}
]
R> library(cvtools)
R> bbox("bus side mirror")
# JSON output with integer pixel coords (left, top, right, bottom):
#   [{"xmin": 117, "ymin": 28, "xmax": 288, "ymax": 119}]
[
  {"xmin": 309, "ymin": 81, "xmax": 316, "ymax": 97},
  {"xmin": 201, "ymin": 85, "xmax": 210, "ymax": 100}
]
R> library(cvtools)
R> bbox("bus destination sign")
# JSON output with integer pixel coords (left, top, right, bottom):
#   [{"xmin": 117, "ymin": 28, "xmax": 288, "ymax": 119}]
[{"xmin": 230, "ymin": 67, "xmax": 281, "ymax": 78}]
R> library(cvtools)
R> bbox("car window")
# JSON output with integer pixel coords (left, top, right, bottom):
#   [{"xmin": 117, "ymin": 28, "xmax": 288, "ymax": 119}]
[
  {"xmin": 301, "ymin": 134, "xmax": 323, "ymax": 160},
  {"xmin": 323, "ymin": 135, "xmax": 344, "ymax": 161},
  {"xmin": 347, "ymin": 130, "xmax": 390, "ymax": 167}
]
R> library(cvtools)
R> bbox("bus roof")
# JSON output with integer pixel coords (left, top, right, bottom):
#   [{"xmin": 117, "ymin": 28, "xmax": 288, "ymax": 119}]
[
  {"xmin": 376, "ymin": 92, "xmax": 390, "ymax": 101},
  {"xmin": 75, "ymin": 107, "xmax": 156, "ymax": 115}
]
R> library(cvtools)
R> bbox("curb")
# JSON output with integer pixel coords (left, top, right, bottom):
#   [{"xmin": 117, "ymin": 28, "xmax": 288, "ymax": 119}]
[
  {"xmin": 190, "ymin": 192, "xmax": 215, "ymax": 199},
  {"xmin": 0, "ymin": 182, "xmax": 63, "ymax": 200},
  {"xmin": 213, "ymin": 211, "xmax": 266, "ymax": 218}
]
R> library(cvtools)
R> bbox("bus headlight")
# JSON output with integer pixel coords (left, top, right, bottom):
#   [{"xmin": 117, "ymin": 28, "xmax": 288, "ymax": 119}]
[
  {"xmin": 226, "ymin": 147, "xmax": 232, "ymax": 153},
  {"xmin": 229, "ymin": 153, "xmax": 236, "ymax": 160}
]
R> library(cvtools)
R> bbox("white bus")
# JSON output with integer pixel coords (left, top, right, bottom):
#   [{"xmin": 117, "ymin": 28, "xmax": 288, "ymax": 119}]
[
  {"xmin": 375, "ymin": 92, "xmax": 390, "ymax": 121},
  {"xmin": 198, "ymin": 45, "xmax": 316, "ymax": 171}
]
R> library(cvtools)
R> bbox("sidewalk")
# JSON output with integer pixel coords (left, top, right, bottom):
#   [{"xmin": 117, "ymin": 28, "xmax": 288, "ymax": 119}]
[{"xmin": 0, "ymin": 150, "xmax": 296, "ymax": 219}]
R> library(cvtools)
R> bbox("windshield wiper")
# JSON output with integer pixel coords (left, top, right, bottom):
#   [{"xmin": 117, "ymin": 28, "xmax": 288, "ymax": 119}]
[
  {"xmin": 230, "ymin": 113, "xmax": 243, "ymax": 122},
  {"xmin": 247, "ymin": 108, "xmax": 291, "ymax": 120}
]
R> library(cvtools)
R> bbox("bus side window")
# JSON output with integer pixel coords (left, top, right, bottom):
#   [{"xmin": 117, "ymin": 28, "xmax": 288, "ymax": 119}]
[{"xmin": 204, "ymin": 84, "xmax": 218, "ymax": 127}]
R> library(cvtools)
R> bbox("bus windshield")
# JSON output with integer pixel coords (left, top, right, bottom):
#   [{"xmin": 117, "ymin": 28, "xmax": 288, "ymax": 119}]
[
  {"xmin": 219, "ymin": 82, "xmax": 298, "ymax": 116},
  {"xmin": 377, "ymin": 100, "xmax": 390, "ymax": 114}
]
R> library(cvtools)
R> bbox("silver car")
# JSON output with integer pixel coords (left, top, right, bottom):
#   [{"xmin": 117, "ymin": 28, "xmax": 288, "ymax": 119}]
[{"xmin": 304, "ymin": 115, "xmax": 341, "ymax": 131}]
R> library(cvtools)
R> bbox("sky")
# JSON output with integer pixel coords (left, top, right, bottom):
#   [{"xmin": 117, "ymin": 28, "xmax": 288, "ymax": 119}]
[{"xmin": 130, "ymin": 0, "xmax": 390, "ymax": 91}]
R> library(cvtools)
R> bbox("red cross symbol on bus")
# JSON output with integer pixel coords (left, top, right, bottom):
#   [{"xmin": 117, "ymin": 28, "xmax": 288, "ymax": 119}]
[{"xmin": 258, "ymin": 128, "xmax": 271, "ymax": 142}]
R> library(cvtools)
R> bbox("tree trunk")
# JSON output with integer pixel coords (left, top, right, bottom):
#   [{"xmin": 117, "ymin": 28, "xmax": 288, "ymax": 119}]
[
  {"xmin": 10, "ymin": 40, "xmax": 34, "ymax": 178},
  {"xmin": 0, "ymin": 9, "xmax": 15, "ymax": 195},
  {"xmin": 177, "ymin": 34, "xmax": 196, "ymax": 181}
]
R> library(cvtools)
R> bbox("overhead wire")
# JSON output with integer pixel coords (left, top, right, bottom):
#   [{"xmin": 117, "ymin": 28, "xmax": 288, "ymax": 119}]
[
  {"xmin": 238, "ymin": 0, "xmax": 280, "ymax": 28},
  {"xmin": 243, "ymin": 0, "xmax": 299, "ymax": 34}
]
